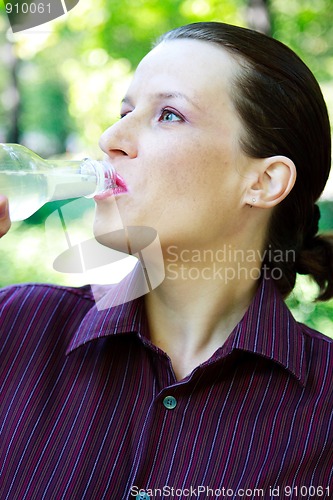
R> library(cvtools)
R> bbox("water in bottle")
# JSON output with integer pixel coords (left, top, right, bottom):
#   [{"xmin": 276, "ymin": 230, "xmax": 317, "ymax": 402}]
[{"xmin": 0, "ymin": 143, "xmax": 117, "ymax": 221}]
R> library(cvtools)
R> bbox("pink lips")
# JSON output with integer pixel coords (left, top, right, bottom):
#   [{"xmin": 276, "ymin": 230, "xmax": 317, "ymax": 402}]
[
  {"xmin": 94, "ymin": 173, "xmax": 128, "ymax": 200},
  {"xmin": 114, "ymin": 173, "xmax": 128, "ymax": 192}
]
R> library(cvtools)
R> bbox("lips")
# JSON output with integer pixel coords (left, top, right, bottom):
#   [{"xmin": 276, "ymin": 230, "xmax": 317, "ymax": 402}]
[
  {"xmin": 94, "ymin": 172, "xmax": 128, "ymax": 200},
  {"xmin": 115, "ymin": 173, "xmax": 128, "ymax": 192}
]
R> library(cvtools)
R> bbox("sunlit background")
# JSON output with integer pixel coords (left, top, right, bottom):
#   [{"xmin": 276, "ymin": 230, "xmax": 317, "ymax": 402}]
[{"xmin": 0, "ymin": 0, "xmax": 332, "ymax": 336}]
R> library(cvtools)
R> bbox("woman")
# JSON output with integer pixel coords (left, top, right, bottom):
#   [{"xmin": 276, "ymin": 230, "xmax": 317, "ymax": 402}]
[{"xmin": 1, "ymin": 22, "xmax": 332, "ymax": 499}]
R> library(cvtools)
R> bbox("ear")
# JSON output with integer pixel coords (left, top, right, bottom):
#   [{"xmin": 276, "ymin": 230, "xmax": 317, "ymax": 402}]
[{"xmin": 243, "ymin": 156, "xmax": 296, "ymax": 208}]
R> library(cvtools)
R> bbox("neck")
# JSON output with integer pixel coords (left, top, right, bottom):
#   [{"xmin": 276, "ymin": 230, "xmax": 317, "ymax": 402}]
[{"xmin": 144, "ymin": 239, "xmax": 264, "ymax": 380}]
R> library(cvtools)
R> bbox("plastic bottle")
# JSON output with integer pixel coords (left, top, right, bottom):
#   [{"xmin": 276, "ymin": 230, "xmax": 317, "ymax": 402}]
[{"xmin": 0, "ymin": 143, "xmax": 117, "ymax": 221}]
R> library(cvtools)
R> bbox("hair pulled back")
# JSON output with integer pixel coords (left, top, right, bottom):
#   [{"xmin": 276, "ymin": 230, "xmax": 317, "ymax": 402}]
[{"xmin": 158, "ymin": 22, "xmax": 333, "ymax": 300}]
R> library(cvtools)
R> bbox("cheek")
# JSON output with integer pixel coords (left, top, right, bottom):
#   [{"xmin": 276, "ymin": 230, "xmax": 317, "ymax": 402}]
[
  {"xmin": 168, "ymin": 150, "xmax": 229, "ymax": 202},
  {"xmin": 157, "ymin": 140, "xmax": 212, "ymax": 195}
]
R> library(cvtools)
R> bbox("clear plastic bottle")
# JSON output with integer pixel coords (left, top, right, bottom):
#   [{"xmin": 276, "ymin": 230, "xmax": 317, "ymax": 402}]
[{"xmin": 0, "ymin": 143, "xmax": 117, "ymax": 221}]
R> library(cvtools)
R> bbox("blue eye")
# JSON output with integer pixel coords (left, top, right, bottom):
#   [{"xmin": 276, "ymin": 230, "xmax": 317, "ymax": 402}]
[{"xmin": 159, "ymin": 109, "xmax": 182, "ymax": 122}]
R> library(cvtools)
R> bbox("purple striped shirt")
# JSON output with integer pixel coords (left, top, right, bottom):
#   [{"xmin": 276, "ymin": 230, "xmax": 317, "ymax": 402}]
[{"xmin": 1, "ymin": 276, "xmax": 332, "ymax": 499}]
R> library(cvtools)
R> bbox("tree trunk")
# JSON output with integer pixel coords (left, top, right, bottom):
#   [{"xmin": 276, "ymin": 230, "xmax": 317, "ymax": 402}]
[
  {"xmin": 246, "ymin": 0, "xmax": 272, "ymax": 35},
  {"xmin": 5, "ymin": 43, "xmax": 21, "ymax": 143}
]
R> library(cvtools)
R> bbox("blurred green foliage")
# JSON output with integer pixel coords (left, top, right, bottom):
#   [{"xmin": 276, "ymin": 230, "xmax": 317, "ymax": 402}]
[{"xmin": 0, "ymin": 0, "xmax": 332, "ymax": 337}]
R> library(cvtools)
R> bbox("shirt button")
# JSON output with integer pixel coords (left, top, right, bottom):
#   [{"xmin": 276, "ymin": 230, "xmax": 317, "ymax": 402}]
[
  {"xmin": 163, "ymin": 395, "xmax": 177, "ymax": 410},
  {"xmin": 136, "ymin": 493, "xmax": 150, "ymax": 500}
]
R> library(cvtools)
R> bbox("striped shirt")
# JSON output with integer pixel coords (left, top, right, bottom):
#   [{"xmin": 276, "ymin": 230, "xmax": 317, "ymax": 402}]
[{"xmin": 1, "ymin": 276, "xmax": 332, "ymax": 499}]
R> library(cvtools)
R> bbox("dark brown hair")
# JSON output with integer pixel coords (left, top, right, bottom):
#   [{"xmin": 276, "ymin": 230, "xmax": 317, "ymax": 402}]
[{"xmin": 157, "ymin": 22, "xmax": 333, "ymax": 300}]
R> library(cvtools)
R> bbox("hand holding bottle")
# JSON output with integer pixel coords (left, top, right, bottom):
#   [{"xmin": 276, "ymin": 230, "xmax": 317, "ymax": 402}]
[{"xmin": 0, "ymin": 195, "xmax": 11, "ymax": 237}]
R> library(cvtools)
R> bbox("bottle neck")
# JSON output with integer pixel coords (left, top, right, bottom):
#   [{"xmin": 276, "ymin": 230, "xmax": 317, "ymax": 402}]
[
  {"xmin": 47, "ymin": 158, "xmax": 116, "ymax": 199},
  {"xmin": 81, "ymin": 159, "xmax": 117, "ymax": 195}
]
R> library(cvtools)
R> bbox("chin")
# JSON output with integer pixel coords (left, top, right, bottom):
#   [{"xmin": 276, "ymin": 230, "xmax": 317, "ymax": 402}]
[
  {"xmin": 94, "ymin": 200, "xmax": 124, "ymax": 231},
  {"xmin": 93, "ymin": 230, "xmax": 129, "ymax": 253}
]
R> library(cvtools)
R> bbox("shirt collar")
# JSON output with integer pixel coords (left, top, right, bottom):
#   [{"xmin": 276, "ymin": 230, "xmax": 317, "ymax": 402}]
[
  {"xmin": 67, "ymin": 275, "xmax": 307, "ymax": 386},
  {"xmin": 228, "ymin": 277, "xmax": 307, "ymax": 386},
  {"xmin": 66, "ymin": 269, "xmax": 149, "ymax": 354}
]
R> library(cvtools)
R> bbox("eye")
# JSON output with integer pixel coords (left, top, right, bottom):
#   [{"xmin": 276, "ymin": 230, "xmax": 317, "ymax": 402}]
[
  {"xmin": 119, "ymin": 111, "xmax": 131, "ymax": 119},
  {"xmin": 159, "ymin": 109, "xmax": 183, "ymax": 123},
  {"xmin": 119, "ymin": 105, "xmax": 133, "ymax": 119}
]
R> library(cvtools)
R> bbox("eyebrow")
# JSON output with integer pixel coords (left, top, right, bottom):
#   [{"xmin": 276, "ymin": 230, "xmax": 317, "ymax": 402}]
[{"xmin": 121, "ymin": 91, "xmax": 201, "ymax": 110}]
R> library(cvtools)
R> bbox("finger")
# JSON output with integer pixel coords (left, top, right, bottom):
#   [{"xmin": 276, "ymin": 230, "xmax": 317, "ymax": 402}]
[{"xmin": 0, "ymin": 195, "xmax": 11, "ymax": 237}]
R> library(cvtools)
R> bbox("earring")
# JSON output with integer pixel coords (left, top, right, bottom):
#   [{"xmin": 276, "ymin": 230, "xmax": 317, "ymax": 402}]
[{"xmin": 252, "ymin": 198, "xmax": 256, "ymax": 203}]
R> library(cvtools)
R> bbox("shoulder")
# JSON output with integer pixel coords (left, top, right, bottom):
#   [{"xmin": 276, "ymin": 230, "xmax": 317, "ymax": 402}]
[
  {"xmin": 297, "ymin": 321, "xmax": 333, "ymax": 391},
  {"xmin": 299, "ymin": 320, "xmax": 333, "ymax": 347},
  {"xmin": 0, "ymin": 282, "xmax": 95, "ymax": 306},
  {"xmin": 0, "ymin": 283, "xmax": 95, "ymax": 347},
  {"xmin": 0, "ymin": 283, "xmax": 94, "ymax": 359}
]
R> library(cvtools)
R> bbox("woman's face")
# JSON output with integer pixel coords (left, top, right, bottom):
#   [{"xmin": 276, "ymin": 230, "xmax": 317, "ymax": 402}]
[{"xmin": 95, "ymin": 39, "xmax": 253, "ymax": 251}]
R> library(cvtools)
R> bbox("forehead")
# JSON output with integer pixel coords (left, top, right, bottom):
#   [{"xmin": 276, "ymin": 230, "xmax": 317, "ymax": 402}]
[{"xmin": 129, "ymin": 39, "xmax": 238, "ymax": 99}]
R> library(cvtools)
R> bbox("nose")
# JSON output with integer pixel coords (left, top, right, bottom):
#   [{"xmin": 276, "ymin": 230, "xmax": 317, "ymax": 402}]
[{"xmin": 99, "ymin": 119, "xmax": 138, "ymax": 161}]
